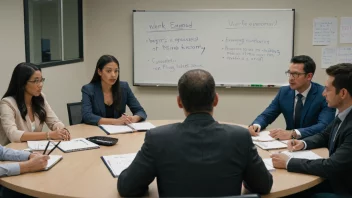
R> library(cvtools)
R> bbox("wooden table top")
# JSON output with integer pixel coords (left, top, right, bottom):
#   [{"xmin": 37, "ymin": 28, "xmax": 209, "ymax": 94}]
[{"xmin": 0, "ymin": 120, "xmax": 328, "ymax": 198}]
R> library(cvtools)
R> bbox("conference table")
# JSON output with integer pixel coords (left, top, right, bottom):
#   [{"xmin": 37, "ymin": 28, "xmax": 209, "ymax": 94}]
[{"xmin": 0, "ymin": 120, "xmax": 328, "ymax": 198}]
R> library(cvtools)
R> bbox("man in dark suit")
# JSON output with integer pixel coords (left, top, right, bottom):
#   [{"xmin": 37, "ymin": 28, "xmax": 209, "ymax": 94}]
[
  {"xmin": 117, "ymin": 69, "xmax": 273, "ymax": 197},
  {"xmin": 249, "ymin": 55, "xmax": 335, "ymax": 140},
  {"xmin": 271, "ymin": 63, "xmax": 352, "ymax": 197}
]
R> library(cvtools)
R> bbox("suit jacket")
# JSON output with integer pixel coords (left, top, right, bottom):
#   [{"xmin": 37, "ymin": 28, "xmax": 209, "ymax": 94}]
[
  {"xmin": 81, "ymin": 81, "xmax": 147, "ymax": 125},
  {"xmin": 0, "ymin": 94, "xmax": 65, "ymax": 146},
  {"xmin": 288, "ymin": 109, "xmax": 352, "ymax": 196},
  {"xmin": 118, "ymin": 113, "xmax": 273, "ymax": 197},
  {"xmin": 252, "ymin": 82, "xmax": 335, "ymax": 138}
]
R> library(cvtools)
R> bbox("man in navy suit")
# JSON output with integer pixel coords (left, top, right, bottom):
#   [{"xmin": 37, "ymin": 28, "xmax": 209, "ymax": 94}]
[{"xmin": 249, "ymin": 55, "xmax": 336, "ymax": 140}]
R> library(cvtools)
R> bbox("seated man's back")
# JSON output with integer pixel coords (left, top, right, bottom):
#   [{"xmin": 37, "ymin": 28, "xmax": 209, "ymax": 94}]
[
  {"xmin": 149, "ymin": 113, "xmax": 272, "ymax": 196},
  {"xmin": 117, "ymin": 69, "xmax": 272, "ymax": 197}
]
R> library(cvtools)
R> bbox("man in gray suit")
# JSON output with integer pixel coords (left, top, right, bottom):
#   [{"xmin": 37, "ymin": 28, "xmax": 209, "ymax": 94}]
[{"xmin": 118, "ymin": 69, "xmax": 273, "ymax": 197}]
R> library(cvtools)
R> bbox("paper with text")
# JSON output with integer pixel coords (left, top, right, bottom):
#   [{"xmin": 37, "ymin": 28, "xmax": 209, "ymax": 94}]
[
  {"xmin": 282, "ymin": 150, "xmax": 322, "ymax": 160},
  {"xmin": 251, "ymin": 131, "xmax": 275, "ymax": 142},
  {"xmin": 27, "ymin": 141, "xmax": 54, "ymax": 150},
  {"xmin": 99, "ymin": 125, "xmax": 133, "ymax": 134},
  {"xmin": 254, "ymin": 141, "xmax": 287, "ymax": 150},
  {"xmin": 58, "ymin": 138, "xmax": 99, "ymax": 152},
  {"xmin": 313, "ymin": 17, "xmax": 338, "ymax": 45},
  {"xmin": 322, "ymin": 47, "xmax": 337, "ymax": 68},
  {"xmin": 340, "ymin": 17, "xmax": 352, "ymax": 43},
  {"xmin": 128, "ymin": 122, "xmax": 156, "ymax": 131},
  {"xmin": 102, "ymin": 153, "xmax": 137, "ymax": 177}
]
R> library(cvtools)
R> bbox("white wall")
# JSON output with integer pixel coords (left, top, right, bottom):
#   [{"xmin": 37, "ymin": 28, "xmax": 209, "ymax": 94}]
[
  {"xmin": 0, "ymin": 0, "xmax": 89, "ymax": 127},
  {"xmin": 83, "ymin": 0, "xmax": 352, "ymax": 127},
  {"xmin": 2, "ymin": 0, "xmax": 351, "ymax": 130}
]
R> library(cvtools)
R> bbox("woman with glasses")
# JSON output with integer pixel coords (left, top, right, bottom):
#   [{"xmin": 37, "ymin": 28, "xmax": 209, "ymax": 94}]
[
  {"xmin": 81, "ymin": 55, "xmax": 147, "ymax": 126},
  {"xmin": 0, "ymin": 63, "xmax": 70, "ymax": 145}
]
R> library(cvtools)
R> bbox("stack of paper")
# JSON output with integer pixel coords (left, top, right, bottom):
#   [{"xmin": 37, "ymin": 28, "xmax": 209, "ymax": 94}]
[
  {"xmin": 99, "ymin": 122, "xmax": 156, "ymax": 135},
  {"xmin": 254, "ymin": 141, "xmax": 287, "ymax": 150},
  {"xmin": 251, "ymin": 131, "xmax": 275, "ymax": 142},
  {"xmin": 128, "ymin": 122, "xmax": 156, "ymax": 131},
  {"xmin": 281, "ymin": 150, "xmax": 322, "ymax": 160},
  {"xmin": 262, "ymin": 158, "xmax": 275, "ymax": 172},
  {"xmin": 101, "ymin": 153, "xmax": 137, "ymax": 177},
  {"xmin": 28, "ymin": 141, "xmax": 54, "ymax": 151},
  {"xmin": 45, "ymin": 155, "xmax": 63, "ymax": 170},
  {"xmin": 58, "ymin": 138, "xmax": 100, "ymax": 153}
]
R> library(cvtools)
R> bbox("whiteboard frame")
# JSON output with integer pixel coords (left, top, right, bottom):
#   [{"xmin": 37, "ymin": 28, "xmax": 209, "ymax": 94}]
[{"xmin": 132, "ymin": 9, "xmax": 295, "ymax": 88}]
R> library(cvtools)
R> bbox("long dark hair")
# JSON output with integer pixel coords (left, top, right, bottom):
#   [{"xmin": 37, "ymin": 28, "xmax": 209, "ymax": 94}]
[
  {"xmin": 2, "ymin": 63, "xmax": 47, "ymax": 123},
  {"xmin": 90, "ymin": 55, "xmax": 121, "ymax": 112}
]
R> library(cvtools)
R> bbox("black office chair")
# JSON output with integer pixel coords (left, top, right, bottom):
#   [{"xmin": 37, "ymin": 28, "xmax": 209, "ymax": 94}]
[
  {"xmin": 221, "ymin": 195, "xmax": 260, "ymax": 198},
  {"xmin": 67, "ymin": 102, "xmax": 82, "ymax": 125}
]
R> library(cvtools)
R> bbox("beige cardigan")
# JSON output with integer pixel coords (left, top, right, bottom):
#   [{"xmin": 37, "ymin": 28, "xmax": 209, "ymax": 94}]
[{"xmin": 0, "ymin": 94, "xmax": 65, "ymax": 145}]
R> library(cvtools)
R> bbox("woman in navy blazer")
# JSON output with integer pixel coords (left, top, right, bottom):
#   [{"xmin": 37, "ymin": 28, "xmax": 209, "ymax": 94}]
[{"xmin": 81, "ymin": 55, "xmax": 147, "ymax": 125}]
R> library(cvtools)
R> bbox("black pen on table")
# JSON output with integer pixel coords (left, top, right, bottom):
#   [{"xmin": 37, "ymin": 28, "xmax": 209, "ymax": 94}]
[
  {"xmin": 43, "ymin": 141, "xmax": 51, "ymax": 155},
  {"xmin": 47, "ymin": 141, "xmax": 62, "ymax": 155}
]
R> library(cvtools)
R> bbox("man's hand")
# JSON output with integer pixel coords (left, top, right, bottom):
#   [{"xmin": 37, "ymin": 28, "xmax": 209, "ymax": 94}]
[
  {"xmin": 287, "ymin": 139, "xmax": 305, "ymax": 152},
  {"xmin": 20, "ymin": 154, "xmax": 50, "ymax": 174},
  {"xmin": 270, "ymin": 153, "xmax": 290, "ymax": 169},
  {"xmin": 269, "ymin": 129, "xmax": 292, "ymax": 140},
  {"xmin": 248, "ymin": 125, "xmax": 260, "ymax": 136}
]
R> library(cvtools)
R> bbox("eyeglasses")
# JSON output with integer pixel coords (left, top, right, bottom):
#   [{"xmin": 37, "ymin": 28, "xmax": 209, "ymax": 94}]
[
  {"xmin": 285, "ymin": 71, "xmax": 306, "ymax": 79},
  {"xmin": 28, "ymin": 78, "xmax": 45, "ymax": 85}
]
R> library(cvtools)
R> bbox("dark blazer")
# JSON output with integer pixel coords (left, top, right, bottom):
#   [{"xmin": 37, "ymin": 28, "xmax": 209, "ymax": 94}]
[
  {"xmin": 118, "ymin": 113, "xmax": 273, "ymax": 197},
  {"xmin": 81, "ymin": 81, "xmax": 147, "ymax": 125},
  {"xmin": 288, "ymin": 108, "xmax": 352, "ymax": 196},
  {"xmin": 252, "ymin": 82, "xmax": 335, "ymax": 138}
]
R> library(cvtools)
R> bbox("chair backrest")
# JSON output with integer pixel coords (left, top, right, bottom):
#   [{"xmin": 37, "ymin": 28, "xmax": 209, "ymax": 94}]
[
  {"xmin": 67, "ymin": 102, "xmax": 82, "ymax": 125},
  {"xmin": 221, "ymin": 195, "xmax": 260, "ymax": 198}
]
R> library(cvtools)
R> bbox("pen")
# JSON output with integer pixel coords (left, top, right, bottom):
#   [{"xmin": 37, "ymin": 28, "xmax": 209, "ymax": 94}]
[
  {"xmin": 43, "ymin": 141, "xmax": 51, "ymax": 155},
  {"xmin": 47, "ymin": 141, "xmax": 62, "ymax": 155},
  {"xmin": 123, "ymin": 113, "xmax": 132, "ymax": 124}
]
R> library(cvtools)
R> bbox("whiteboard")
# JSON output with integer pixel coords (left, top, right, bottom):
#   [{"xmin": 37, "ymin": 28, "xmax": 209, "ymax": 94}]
[{"xmin": 133, "ymin": 9, "xmax": 295, "ymax": 87}]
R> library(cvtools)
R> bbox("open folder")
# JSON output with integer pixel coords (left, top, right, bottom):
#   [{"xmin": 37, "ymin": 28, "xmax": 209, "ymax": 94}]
[
  {"xmin": 27, "ymin": 138, "xmax": 100, "ymax": 153},
  {"xmin": 251, "ymin": 131, "xmax": 275, "ymax": 142},
  {"xmin": 99, "ymin": 122, "xmax": 156, "ymax": 135},
  {"xmin": 101, "ymin": 153, "xmax": 137, "ymax": 178},
  {"xmin": 45, "ymin": 155, "xmax": 63, "ymax": 170},
  {"xmin": 254, "ymin": 141, "xmax": 287, "ymax": 150}
]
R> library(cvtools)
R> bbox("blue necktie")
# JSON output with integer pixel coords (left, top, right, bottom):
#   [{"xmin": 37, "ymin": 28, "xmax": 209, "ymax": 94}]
[
  {"xmin": 329, "ymin": 116, "xmax": 341, "ymax": 156},
  {"xmin": 294, "ymin": 94, "xmax": 303, "ymax": 129}
]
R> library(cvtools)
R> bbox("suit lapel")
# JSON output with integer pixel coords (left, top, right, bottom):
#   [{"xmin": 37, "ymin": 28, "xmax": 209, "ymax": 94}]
[
  {"xmin": 94, "ymin": 83, "xmax": 106, "ymax": 117},
  {"xmin": 333, "ymin": 110, "xmax": 352, "ymax": 150},
  {"xmin": 300, "ymin": 84, "xmax": 317, "ymax": 127},
  {"xmin": 287, "ymin": 89, "xmax": 295, "ymax": 129}
]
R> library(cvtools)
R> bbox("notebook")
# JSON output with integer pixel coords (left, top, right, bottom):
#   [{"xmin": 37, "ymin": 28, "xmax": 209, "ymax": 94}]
[
  {"xmin": 28, "ymin": 141, "xmax": 54, "ymax": 151},
  {"xmin": 99, "ymin": 122, "xmax": 156, "ymax": 135},
  {"xmin": 101, "ymin": 153, "xmax": 137, "ymax": 178},
  {"xmin": 254, "ymin": 140, "xmax": 287, "ymax": 150},
  {"xmin": 57, "ymin": 138, "xmax": 100, "ymax": 153},
  {"xmin": 45, "ymin": 155, "xmax": 63, "ymax": 170},
  {"xmin": 251, "ymin": 131, "xmax": 275, "ymax": 142},
  {"xmin": 281, "ymin": 150, "xmax": 322, "ymax": 160},
  {"xmin": 262, "ymin": 158, "xmax": 275, "ymax": 172}
]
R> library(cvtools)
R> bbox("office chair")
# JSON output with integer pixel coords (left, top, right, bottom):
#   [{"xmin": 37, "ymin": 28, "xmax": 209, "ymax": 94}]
[
  {"xmin": 222, "ymin": 195, "xmax": 260, "ymax": 198},
  {"xmin": 67, "ymin": 102, "xmax": 82, "ymax": 125}
]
